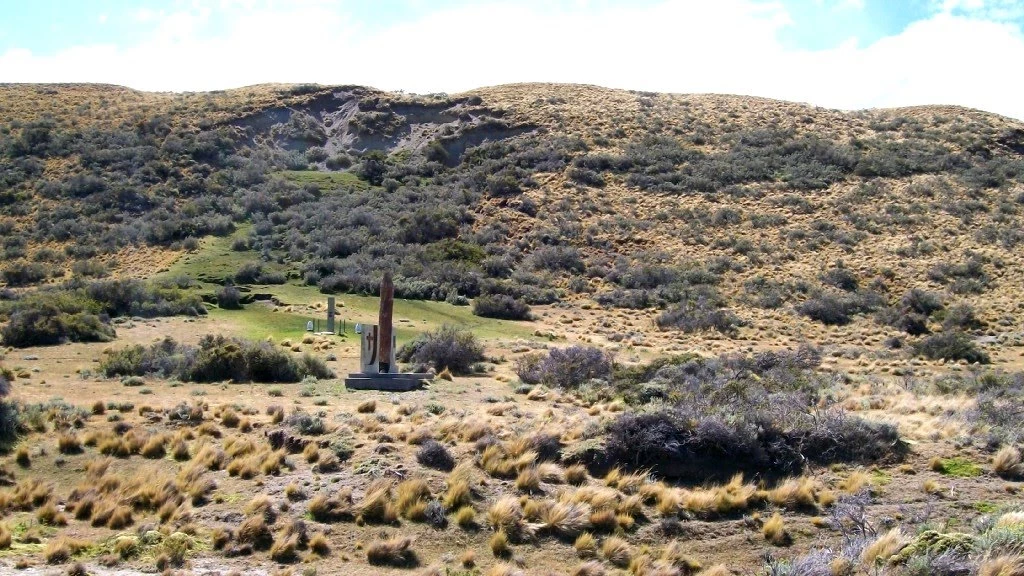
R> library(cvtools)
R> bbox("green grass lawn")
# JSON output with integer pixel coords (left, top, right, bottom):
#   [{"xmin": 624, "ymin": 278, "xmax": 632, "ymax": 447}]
[
  {"xmin": 162, "ymin": 231, "xmax": 537, "ymax": 344},
  {"xmin": 275, "ymin": 170, "xmax": 370, "ymax": 191},
  {"xmin": 213, "ymin": 283, "xmax": 536, "ymax": 343},
  {"xmin": 161, "ymin": 225, "xmax": 295, "ymax": 285}
]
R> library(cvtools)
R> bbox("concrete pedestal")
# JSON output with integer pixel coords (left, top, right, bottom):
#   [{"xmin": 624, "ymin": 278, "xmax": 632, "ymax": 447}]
[{"xmin": 343, "ymin": 372, "xmax": 432, "ymax": 391}]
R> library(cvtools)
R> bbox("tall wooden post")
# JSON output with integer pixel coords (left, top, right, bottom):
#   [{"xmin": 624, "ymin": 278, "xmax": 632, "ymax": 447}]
[
  {"xmin": 326, "ymin": 296, "xmax": 336, "ymax": 333},
  {"xmin": 378, "ymin": 271, "xmax": 394, "ymax": 374}
]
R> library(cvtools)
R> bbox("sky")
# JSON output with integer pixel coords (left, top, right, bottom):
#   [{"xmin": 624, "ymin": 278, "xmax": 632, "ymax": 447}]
[{"xmin": 1, "ymin": 0, "xmax": 1024, "ymax": 119}]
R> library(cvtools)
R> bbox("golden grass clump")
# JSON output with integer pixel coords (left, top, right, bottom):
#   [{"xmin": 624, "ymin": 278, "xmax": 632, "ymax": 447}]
[
  {"xmin": 655, "ymin": 487, "xmax": 682, "ymax": 516},
  {"xmin": 211, "ymin": 527, "xmax": 232, "ymax": 550},
  {"xmin": 396, "ymin": 478, "xmax": 432, "ymax": 519},
  {"xmin": 460, "ymin": 549, "xmax": 475, "ymax": 567},
  {"xmin": 0, "ymin": 523, "xmax": 11, "ymax": 549},
  {"xmin": 993, "ymin": 445, "xmax": 1023, "ymax": 479},
  {"xmin": 93, "ymin": 503, "xmax": 134, "ymax": 529},
  {"xmin": 995, "ymin": 512, "xmax": 1024, "ymax": 529},
  {"xmin": 220, "ymin": 408, "xmax": 240, "ymax": 428},
  {"xmin": 309, "ymin": 532, "xmax": 330, "ymax": 556},
  {"xmin": 245, "ymin": 494, "xmax": 278, "ymax": 523},
  {"xmin": 539, "ymin": 501, "xmax": 592, "ymax": 538},
  {"xmin": 357, "ymin": 480, "xmax": 398, "ymax": 524},
  {"xmin": 444, "ymin": 471, "xmax": 473, "ymax": 511},
  {"xmin": 538, "ymin": 462, "xmax": 565, "ymax": 483},
  {"xmin": 303, "ymin": 442, "xmax": 320, "ymax": 463},
  {"xmin": 237, "ymin": 514, "xmax": 274, "ymax": 550},
  {"xmin": 366, "ymin": 535, "xmax": 418, "ymax": 567},
  {"xmin": 307, "ymin": 493, "xmax": 354, "ymax": 523},
  {"xmin": 489, "ymin": 529, "xmax": 511, "ymax": 557},
  {"xmin": 285, "ymin": 482, "xmax": 306, "ymax": 501},
  {"xmin": 515, "ymin": 466, "xmax": 542, "ymax": 493},
  {"xmin": 601, "ymin": 535, "xmax": 632, "ymax": 567},
  {"xmin": 480, "ymin": 444, "xmax": 516, "ymax": 479},
  {"xmin": 357, "ymin": 399, "xmax": 377, "ymax": 413},
  {"xmin": 616, "ymin": 471, "xmax": 649, "ymax": 494},
  {"xmin": 977, "ymin": 556, "xmax": 1024, "ymax": 576},
  {"xmin": 487, "ymin": 495, "xmax": 527, "ymax": 537},
  {"xmin": 589, "ymin": 507, "xmax": 619, "ymax": 533},
  {"xmin": 407, "ymin": 427, "xmax": 433, "ymax": 445},
  {"xmin": 923, "ymin": 479, "xmax": 945, "ymax": 495},
  {"xmin": 171, "ymin": 439, "xmax": 191, "ymax": 461},
  {"xmin": 140, "ymin": 434, "xmax": 167, "ymax": 458},
  {"xmin": 572, "ymin": 560, "xmax": 607, "ymax": 576},
  {"xmin": 196, "ymin": 421, "xmax": 221, "ymax": 438},
  {"xmin": 99, "ymin": 435, "xmax": 132, "ymax": 458},
  {"xmin": 860, "ymin": 528, "xmax": 909, "ymax": 566},
  {"xmin": 36, "ymin": 501, "xmax": 68, "ymax": 526},
  {"xmin": 15, "ymin": 446, "xmax": 30, "ymax": 467},
  {"xmin": 57, "ymin": 433, "xmax": 83, "ymax": 454},
  {"xmin": 682, "ymin": 474, "xmax": 758, "ymax": 517},
  {"xmin": 659, "ymin": 541, "xmax": 702, "ymax": 572},
  {"xmin": 44, "ymin": 536, "xmax": 89, "ymax": 564},
  {"xmin": 455, "ymin": 506, "xmax": 476, "ymax": 528},
  {"xmin": 767, "ymin": 476, "xmax": 820, "ymax": 510},
  {"xmin": 459, "ymin": 420, "xmax": 492, "ymax": 442},
  {"xmin": 603, "ymin": 467, "xmax": 622, "ymax": 488},
  {"xmin": 839, "ymin": 470, "xmax": 870, "ymax": 493},
  {"xmin": 762, "ymin": 512, "xmax": 790, "ymax": 546},
  {"xmin": 575, "ymin": 531, "xmax": 597, "ymax": 557},
  {"xmin": 617, "ymin": 493, "xmax": 644, "ymax": 517}
]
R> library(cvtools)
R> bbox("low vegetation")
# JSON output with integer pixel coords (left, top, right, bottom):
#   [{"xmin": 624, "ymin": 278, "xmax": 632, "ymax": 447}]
[{"xmin": 100, "ymin": 335, "xmax": 333, "ymax": 382}]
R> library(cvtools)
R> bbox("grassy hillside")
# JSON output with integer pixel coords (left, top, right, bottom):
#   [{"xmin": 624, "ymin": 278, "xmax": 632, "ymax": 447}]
[
  {"xmin": 2, "ymin": 82, "xmax": 1024, "ymax": 364},
  {"xmin": 2, "ymin": 82, "xmax": 1024, "ymax": 576}
]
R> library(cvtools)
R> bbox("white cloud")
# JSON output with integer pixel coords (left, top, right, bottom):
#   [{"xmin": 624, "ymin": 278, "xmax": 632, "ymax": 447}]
[{"xmin": 2, "ymin": 0, "xmax": 1023, "ymax": 119}]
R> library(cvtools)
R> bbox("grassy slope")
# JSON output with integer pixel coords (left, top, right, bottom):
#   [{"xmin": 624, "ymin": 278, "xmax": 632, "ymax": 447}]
[{"xmin": 162, "ymin": 230, "xmax": 536, "ymax": 344}]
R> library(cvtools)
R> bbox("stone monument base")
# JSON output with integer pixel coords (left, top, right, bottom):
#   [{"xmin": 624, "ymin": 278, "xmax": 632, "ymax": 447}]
[{"xmin": 343, "ymin": 372, "xmax": 432, "ymax": 391}]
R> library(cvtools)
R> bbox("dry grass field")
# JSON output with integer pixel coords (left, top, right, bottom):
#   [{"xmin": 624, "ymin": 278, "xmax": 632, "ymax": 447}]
[{"xmin": 0, "ymin": 82, "xmax": 1023, "ymax": 575}]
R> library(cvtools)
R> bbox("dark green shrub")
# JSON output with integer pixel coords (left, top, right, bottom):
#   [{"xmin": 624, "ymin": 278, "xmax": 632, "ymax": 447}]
[
  {"xmin": 100, "ymin": 335, "xmax": 326, "ymax": 383},
  {"xmin": 471, "ymin": 295, "xmax": 531, "ymax": 320},
  {"xmin": 396, "ymin": 325, "xmax": 484, "ymax": 374},
  {"xmin": 796, "ymin": 290, "xmax": 881, "ymax": 326},
  {"xmin": 416, "ymin": 440, "xmax": 454, "ymax": 471},
  {"xmin": 84, "ymin": 279, "xmax": 205, "ymax": 317},
  {"xmin": 821, "ymin": 267, "xmax": 859, "ymax": 292},
  {"xmin": 913, "ymin": 331, "xmax": 990, "ymax": 364},
  {"xmin": 514, "ymin": 345, "xmax": 613, "ymax": 389},
  {"xmin": 216, "ymin": 285, "xmax": 241, "ymax": 309},
  {"xmin": 287, "ymin": 412, "xmax": 326, "ymax": 435},
  {"xmin": 902, "ymin": 288, "xmax": 944, "ymax": 316},
  {"xmin": 657, "ymin": 299, "xmax": 742, "ymax": 335},
  {"xmin": 0, "ymin": 373, "xmax": 15, "ymax": 446},
  {"xmin": 567, "ymin": 167, "xmax": 605, "ymax": 187},
  {"xmin": 1, "ymin": 261, "xmax": 49, "ymax": 286},
  {"xmin": 297, "ymin": 353, "xmax": 334, "ymax": 380},
  {"xmin": 940, "ymin": 303, "xmax": 984, "ymax": 331},
  {"xmin": 70, "ymin": 260, "xmax": 108, "ymax": 278},
  {"xmin": 1, "ymin": 307, "xmax": 115, "ymax": 347}
]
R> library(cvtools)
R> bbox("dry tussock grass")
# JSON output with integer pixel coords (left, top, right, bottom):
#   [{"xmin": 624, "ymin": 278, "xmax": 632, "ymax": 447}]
[
  {"xmin": 860, "ymin": 528, "xmax": 910, "ymax": 566},
  {"xmin": 994, "ymin": 446, "xmax": 1023, "ymax": 479},
  {"xmin": 601, "ymin": 535, "xmax": 632, "ymax": 567},
  {"xmin": 762, "ymin": 513, "xmax": 789, "ymax": 546},
  {"xmin": 366, "ymin": 535, "xmax": 417, "ymax": 567}
]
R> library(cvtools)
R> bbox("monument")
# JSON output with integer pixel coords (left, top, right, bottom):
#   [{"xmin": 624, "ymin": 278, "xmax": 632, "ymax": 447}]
[
  {"xmin": 326, "ymin": 296, "xmax": 336, "ymax": 334},
  {"xmin": 344, "ymin": 272, "xmax": 432, "ymax": 391}
]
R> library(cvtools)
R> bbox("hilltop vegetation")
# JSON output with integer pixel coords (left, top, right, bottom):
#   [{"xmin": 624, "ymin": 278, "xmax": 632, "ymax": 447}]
[{"xmin": 1, "ymin": 83, "xmax": 1023, "ymax": 361}]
